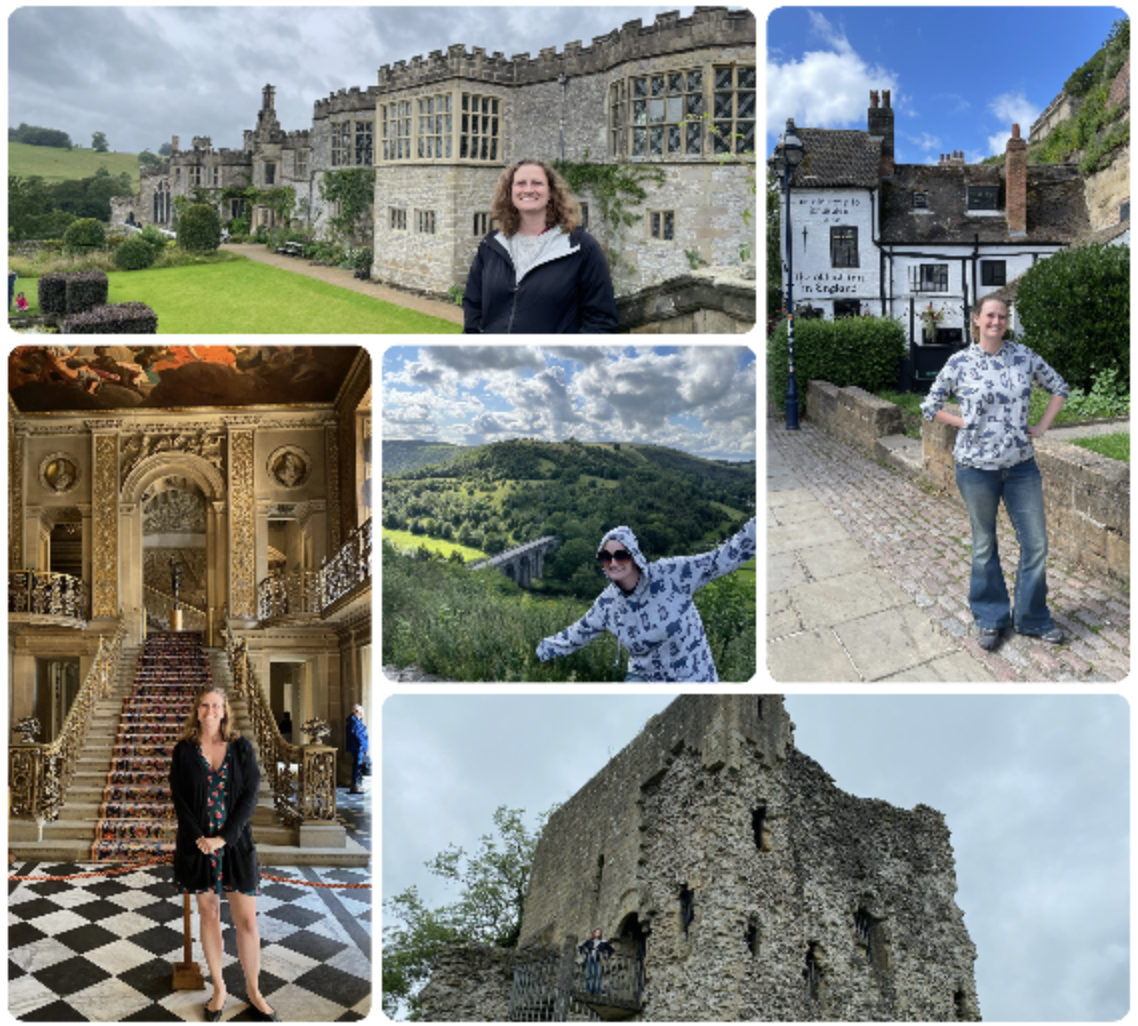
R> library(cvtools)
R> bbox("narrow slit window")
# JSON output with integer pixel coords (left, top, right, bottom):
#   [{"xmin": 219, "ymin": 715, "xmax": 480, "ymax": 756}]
[
  {"xmin": 854, "ymin": 909, "xmax": 874, "ymax": 964},
  {"xmin": 805, "ymin": 943, "xmax": 822, "ymax": 1001},
  {"xmin": 752, "ymin": 806, "xmax": 768, "ymax": 852},
  {"xmin": 679, "ymin": 885, "xmax": 695, "ymax": 936}
]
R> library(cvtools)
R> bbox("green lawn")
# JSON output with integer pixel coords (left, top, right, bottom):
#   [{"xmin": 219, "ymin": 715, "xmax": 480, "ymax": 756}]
[
  {"xmin": 12, "ymin": 259, "xmax": 462, "ymax": 334},
  {"xmin": 9, "ymin": 141, "xmax": 140, "ymax": 185},
  {"xmin": 1070, "ymin": 433, "xmax": 1130, "ymax": 463},
  {"xmin": 382, "ymin": 528, "xmax": 488, "ymax": 562}
]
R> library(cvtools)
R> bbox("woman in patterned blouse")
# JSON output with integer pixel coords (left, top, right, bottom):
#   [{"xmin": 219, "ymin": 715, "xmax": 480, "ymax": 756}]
[
  {"xmin": 920, "ymin": 296, "xmax": 1068, "ymax": 651},
  {"xmin": 170, "ymin": 687, "xmax": 279, "ymax": 1021}
]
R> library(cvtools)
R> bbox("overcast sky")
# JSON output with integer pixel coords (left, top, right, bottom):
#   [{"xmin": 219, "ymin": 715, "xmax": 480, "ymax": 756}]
[
  {"xmin": 7, "ymin": 6, "xmax": 704, "ymax": 156},
  {"xmin": 382, "ymin": 693, "xmax": 1129, "ymax": 1022},
  {"xmin": 382, "ymin": 345, "xmax": 757, "ymax": 461}
]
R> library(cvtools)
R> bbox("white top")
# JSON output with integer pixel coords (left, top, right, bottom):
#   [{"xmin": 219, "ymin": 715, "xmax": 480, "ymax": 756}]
[{"xmin": 506, "ymin": 230, "xmax": 559, "ymax": 285}]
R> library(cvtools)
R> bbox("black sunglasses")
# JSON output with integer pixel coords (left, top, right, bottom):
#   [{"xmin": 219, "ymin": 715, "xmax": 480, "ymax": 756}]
[{"xmin": 597, "ymin": 549, "xmax": 632, "ymax": 565}]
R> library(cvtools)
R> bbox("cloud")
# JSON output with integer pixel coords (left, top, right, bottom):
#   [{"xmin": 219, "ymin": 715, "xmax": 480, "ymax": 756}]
[
  {"xmin": 901, "ymin": 131, "xmax": 942, "ymax": 152},
  {"xmin": 767, "ymin": 11, "xmax": 899, "ymax": 135},
  {"xmin": 985, "ymin": 90, "xmax": 1041, "ymax": 155}
]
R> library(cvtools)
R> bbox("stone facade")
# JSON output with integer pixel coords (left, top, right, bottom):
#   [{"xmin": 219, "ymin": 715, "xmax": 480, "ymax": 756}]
[
  {"xmin": 422, "ymin": 695, "xmax": 980, "ymax": 1021},
  {"xmin": 112, "ymin": 8, "xmax": 756, "ymax": 301}
]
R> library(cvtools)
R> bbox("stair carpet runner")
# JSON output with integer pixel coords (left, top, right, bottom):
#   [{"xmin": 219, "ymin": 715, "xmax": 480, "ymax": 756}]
[{"xmin": 91, "ymin": 631, "xmax": 211, "ymax": 862}]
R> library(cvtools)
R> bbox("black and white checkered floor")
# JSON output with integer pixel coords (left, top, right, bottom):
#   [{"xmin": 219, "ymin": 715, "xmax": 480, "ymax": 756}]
[{"xmin": 9, "ymin": 787, "xmax": 372, "ymax": 1022}]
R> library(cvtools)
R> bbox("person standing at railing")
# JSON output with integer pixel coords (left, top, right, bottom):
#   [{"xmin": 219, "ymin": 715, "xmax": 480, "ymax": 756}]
[
  {"xmin": 579, "ymin": 929, "xmax": 614, "ymax": 997},
  {"xmin": 170, "ymin": 686, "xmax": 280, "ymax": 1022},
  {"xmin": 346, "ymin": 703, "xmax": 369, "ymax": 794}
]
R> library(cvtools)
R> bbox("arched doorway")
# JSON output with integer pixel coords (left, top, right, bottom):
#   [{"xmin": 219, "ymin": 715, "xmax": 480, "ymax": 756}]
[{"xmin": 141, "ymin": 476, "xmax": 208, "ymax": 633}]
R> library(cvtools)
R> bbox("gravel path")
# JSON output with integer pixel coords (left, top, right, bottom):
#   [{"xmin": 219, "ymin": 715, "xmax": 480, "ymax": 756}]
[{"xmin": 219, "ymin": 243, "xmax": 464, "ymax": 325}]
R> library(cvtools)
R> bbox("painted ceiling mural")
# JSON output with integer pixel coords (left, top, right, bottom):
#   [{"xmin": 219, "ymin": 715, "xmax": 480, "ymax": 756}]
[{"xmin": 8, "ymin": 345, "xmax": 364, "ymax": 412}]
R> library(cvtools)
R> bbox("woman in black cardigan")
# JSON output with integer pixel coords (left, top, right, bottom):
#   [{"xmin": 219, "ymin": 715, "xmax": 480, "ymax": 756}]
[{"xmin": 170, "ymin": 686, "xmax": 278, "ymax": 1022}]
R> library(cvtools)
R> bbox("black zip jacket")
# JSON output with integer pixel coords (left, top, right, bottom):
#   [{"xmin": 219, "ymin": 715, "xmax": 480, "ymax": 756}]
[
  {"xmin": 462, "ymin": 228, "xmax": 617, "ymax": 334},
  {"xmin": 170, "ymin": 736, "xmax": 261, "ymax": 893}
]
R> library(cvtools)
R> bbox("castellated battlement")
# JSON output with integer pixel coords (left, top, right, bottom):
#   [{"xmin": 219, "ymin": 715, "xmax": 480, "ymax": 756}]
[
  {"xmin": 420, "ymin": 695, "xmax": 980, "ymax": 1022},
  {"xmin": 312, "ymin": 84, "xmax": 383, "ymax": 119},
  {"xmin": 285, "ymin": 129, "xmax": 311, "ymax": 145},
  {"xmin": 376, "ymin": 6, "xmax": 754, "ymax": 92},
  {"xmin": 169, "ymin": 148, "xmax": 252, "ymax": 166}
]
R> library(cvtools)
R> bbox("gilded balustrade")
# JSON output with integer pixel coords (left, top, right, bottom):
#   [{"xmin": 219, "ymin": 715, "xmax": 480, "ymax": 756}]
[
  {"xmin": 221, "ymin": 626, "xmax": 336, "ymax": 826},
  {"xmin": 320, "ymin": 517, "xmax": 372, "ymax": 609},
  {"xmin": 142, "ymin": 585, "xmax": 207, "ymax": 633},
  {"xmin": 9, "ymin": 619, "xmax": 127, "ymax": 820},
  {"xmin": 257, "ymin": 571, "xmax": 321, "ymax": 622},
  {"xmin": 9, "ymin": 570, "xmax": 90, "ymax": 621}
]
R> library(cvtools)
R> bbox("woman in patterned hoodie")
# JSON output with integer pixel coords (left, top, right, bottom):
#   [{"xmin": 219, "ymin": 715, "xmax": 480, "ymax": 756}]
[{"xmin": 536, "ymin": 517, "xmax": 756, "ymax": 682}]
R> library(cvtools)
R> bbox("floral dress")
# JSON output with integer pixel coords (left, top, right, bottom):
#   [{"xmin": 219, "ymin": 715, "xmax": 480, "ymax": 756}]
[{"xmin": 175, "ymin": 746, "xmax": 259, "ymax": 896}]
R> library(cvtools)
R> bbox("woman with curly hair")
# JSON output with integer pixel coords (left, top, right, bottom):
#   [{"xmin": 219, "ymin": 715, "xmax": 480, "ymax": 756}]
[{"xmin": 463, "ymin": 157, "xmax": 617, "ymax": 333}]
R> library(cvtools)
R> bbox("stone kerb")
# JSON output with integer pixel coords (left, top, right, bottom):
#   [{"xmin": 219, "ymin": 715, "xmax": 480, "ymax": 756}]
[{"xmin": 806, "ymin": 381, "xmax": 903, "ymax": 454}]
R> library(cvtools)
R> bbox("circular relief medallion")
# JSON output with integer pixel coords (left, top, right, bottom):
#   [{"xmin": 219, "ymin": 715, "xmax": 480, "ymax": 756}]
[
  {"xmin": 269, "ymin": 446, "xmax": 310, "ymax": 489},
  {"xmin": 41, "ymin": 453, "xmax": 80, "ymax": 494}
]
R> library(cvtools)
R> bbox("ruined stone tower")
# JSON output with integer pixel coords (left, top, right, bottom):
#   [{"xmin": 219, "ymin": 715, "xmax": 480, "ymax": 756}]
[{"xmin": 420, "ymin": 695, "xmax": 980, "ymax": 1021}]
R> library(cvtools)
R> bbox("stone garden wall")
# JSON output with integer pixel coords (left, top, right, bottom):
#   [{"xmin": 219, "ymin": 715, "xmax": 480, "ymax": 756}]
[{"xmin": 806, "ymin": 381, "xmax": 904, "ymax": 454}]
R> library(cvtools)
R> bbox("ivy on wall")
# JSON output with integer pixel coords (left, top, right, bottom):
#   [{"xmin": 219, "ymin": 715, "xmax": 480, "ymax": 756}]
[{"xmin": 319, "ymin": 168, "xmax": 375, "ymax": 245}]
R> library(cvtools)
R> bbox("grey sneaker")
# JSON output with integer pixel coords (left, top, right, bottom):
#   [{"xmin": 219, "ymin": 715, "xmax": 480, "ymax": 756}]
[{"xmin": 977, "ymin": 626, "xmax": 1002, "ymax": 650}]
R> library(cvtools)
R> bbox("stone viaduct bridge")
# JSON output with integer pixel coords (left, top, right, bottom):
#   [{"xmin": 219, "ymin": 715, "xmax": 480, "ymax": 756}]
[{"xmin": 470, "ymin": 536, "xmax": 561, "ymax": 587}]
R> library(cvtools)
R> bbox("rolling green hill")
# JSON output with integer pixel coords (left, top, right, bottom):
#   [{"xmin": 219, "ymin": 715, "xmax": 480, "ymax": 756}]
[
  {"xmin": 9, "ymin": 142, "xmax": 141, "ymax": 186},
  {"xmin": 382, "ymin": 440, "xmax": 467, "ymax": 476}
]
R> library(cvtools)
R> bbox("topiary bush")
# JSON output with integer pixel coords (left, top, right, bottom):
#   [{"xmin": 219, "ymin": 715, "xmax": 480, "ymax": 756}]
[
  {"xmin": 1015, "ymin": 242, "xmax": 1129, "ymax": 392},
  {"xmin": 177, "ymin": 203, "xmax": 222, "ymax": 252},
  {"xmin": 61, "ymin": 301, "xmax": 157, "ymax": 334},
  {"xmin": 38, "ymin": 273, "xmax": 70, "ymax": 315},
  {"xmin": 64, "ymin": 270, "xmax": 109, "ymax": 313},
  {"xmin": 63, "ymin": 218, "xmax": 107, "ymax": 253},
  {"xmin": 114, "ymin": 236, "xmax": 157, "ymax": 271},
  {"xmin": 767, "ymin": 315, "xmax": 907, "ymax": 414}
]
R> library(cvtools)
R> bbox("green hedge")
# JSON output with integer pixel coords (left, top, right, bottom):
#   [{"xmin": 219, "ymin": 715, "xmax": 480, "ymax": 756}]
[
  {"xmin": 767, "ymin": 315, "xmax": 907, "ymax": 413},
  {"xmin": 37, "ymin": 273, "xmax": 70, "ymax": 314},
  {"xmin": 64, "ymin": 270, "xmax": 109, "ymax": 313},
  {"xmin": 177, "ymin": 203, "xmax": 222, "ymax": 252},
  {"xmin": 1016, "ymin": 243, "xmax": 1129, "ymax": 391},
  {"xmin": 61, "ymin": 301, "xmax": 158, "ymax": 334},
  {"xmin": 62, "ymin": 218, "xmax": 106, "ymax": 253},
  {"xmin": 114, "ymin": 236, "xmax": 157, "ymax": 271}
]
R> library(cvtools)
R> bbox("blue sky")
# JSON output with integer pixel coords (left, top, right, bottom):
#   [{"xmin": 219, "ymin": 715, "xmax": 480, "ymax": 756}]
[
  {"xmin": 767, "ymin": 6, "xmax": 1126, "ymax": 164},
  {"xmin": 381, "ymin": 345, "xmax": 757, "ymax": 461}
]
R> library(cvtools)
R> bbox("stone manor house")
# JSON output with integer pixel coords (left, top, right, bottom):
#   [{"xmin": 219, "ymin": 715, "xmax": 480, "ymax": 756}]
[
  {"xmin": 112, "ymin": 7, "xmax": 756, "ymax": 299},
  {"xmin": 419, "ymin": 695, "xmax": 980, "ymax": 1021}
]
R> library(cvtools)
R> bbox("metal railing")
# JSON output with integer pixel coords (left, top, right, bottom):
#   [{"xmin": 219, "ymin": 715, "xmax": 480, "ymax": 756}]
[
  {"xmin": 571, "ymin": 951, "xmax": 644, "ymax": 1009},
  {"xmin": 221, "ymin": 625, "xmax": 336, "ymax": 826},
  {"xmin": 257, "ymin": 570, "xmax": 321, "ymax": 621},
  {"xmin": 256, "ymin": 517, "xmax": 371, "ymax": 626},
  {"xmin": 509, "ymin": 938, "xmax": 642, "ymax": 1022},
  {"xmin": 9, "ymin": 619, "xmax": 127, "ymax": 820},
  {"xmin": 9, "ymin": 570, "xmax": 90, "ymax": 621},
  {"xmin": 143, "ymin": 585, "xmax": 207, "ymax": 633}
]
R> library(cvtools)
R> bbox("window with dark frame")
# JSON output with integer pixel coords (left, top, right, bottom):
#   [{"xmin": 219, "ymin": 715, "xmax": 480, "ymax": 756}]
[
  {"xmin": 650, "ymin": 210, "xmax": 675, "ymax": 240},
  {"xmin": 830, "ymin": 226, "xmax": 858, "ymax": 268},
  {"xmin": 980, "ymin": 260, "xmax": 1006, "ymax": 286},
  {"xmin": 264, "ymin": 163, "xmax": 276, "ymax": 186},
  {"xmin": 631, "ymin": 68, "xmax": 704, "ymax": 157},
  {"xmin": 919, "ymin": 264, "xmax": 948, "ymax": 291},
  {"xmin": 967, "ymin": 185, "xmax": 1000, "ymax": 210},
  {"xmin": 580, "ymin": 202, "xmax": 589, "ymax": 230},
  {"xmin": 460, "ymin": 93, "xmax": 500, "ymax": 161},
  {"xmin": 473, "ymin": 211, "xmax": 489, "ymax": 235},
  {"xmin": 391, "ymin": 208, "xmax": 407, "ymax": 231},
  {"xmin": 417, "ymin": 210, "xmax": 436, "ymax": 234},
  {"xmin": 834, "ymin": 299, "xmax": 862, "ymax": 318},
  {"xmin": 913, "ymin": 192, "xmax": 928, "ymax": 209}
]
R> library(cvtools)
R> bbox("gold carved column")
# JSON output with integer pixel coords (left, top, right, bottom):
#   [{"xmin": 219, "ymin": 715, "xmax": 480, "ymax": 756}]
[
  {"xmin": 90, "ymin": 424, "xmax": 121, "ymax": 618},
  {"xmin": 228, "ymin": 427, "xmax": 257, "ymax": 620},
  {"xmin": 325, "ymin": 419, "xmax": 341, "ymax": 552},
  {"xmin": 9, "ymin": 423, "xmax": 25, "ymax": 570}
]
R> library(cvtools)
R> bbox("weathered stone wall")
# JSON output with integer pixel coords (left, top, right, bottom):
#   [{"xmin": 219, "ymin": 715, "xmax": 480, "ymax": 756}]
[
  {"xmin": 617, "ymin": 265, "xmax": 755, "ymax": 334},
  {"xmin": 426, "ymin": 696, "xmax": 978, "ymax": 1021},
  {"xmin": 922, "ymin": 411, "xmax": 1130, "ymax": 583},
  {"xmin": 419, "ymin": 945, "xmax": 531, "ymax": 1021},
  {"xmin": 1084, "ymin": 144, "xmax": 1130, "ymax": 230},
  {"xmin": 807, "ymin": 381, "xmax": 904, "ymax": 452}
]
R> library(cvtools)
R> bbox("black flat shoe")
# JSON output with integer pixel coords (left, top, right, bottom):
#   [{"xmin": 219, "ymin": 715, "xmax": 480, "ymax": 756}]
[
  {"xmin": 254, "ymin": 1009, "xmax": 280, "ymax": 1022},
  {"xmin": 205, "ymin": 997, "xmax": 225, "ymax": 1022}
]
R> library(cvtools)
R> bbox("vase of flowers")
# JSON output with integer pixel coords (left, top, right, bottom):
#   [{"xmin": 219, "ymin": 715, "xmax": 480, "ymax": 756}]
[{"xmin": 920, "ymin": 303, "xmax": 945, "ymax": 343}]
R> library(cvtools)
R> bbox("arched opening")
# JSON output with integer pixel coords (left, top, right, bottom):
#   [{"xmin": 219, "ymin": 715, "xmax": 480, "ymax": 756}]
[
  {"xmin": 616, "ymin": 911, "xmax": 648, "ymax": 962},
  {"xmin": 141, "ymin": 476, "xmax": 208, "ymax": 632}
]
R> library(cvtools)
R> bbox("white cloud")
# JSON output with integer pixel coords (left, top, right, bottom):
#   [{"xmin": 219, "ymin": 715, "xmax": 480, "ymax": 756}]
[
  {"xmin": 767, "ymin": 11, "xmax": 899, "ymax": 135},
  {"xmin": 985, "ymin": 90, "xmax": 1041, "ymax": 155},
  {"xmin": 902, "ymin": 131, "xmax": 942, "ymax": 152}
]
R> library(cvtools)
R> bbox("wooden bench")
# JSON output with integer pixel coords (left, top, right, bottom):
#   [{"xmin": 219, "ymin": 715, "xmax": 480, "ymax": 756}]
[{"xmin": 276, "ymin": 241, "xmax": 305, "ymax": 257}]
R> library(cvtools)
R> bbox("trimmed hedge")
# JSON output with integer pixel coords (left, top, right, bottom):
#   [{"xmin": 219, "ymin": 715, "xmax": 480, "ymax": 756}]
[
  {"xmin": 61, "ymin": 302, "xmax": 158, "ymax": 334},
  {"xmin": 37, "ymin": 273, "xmax": 70, "ymax": 315},
  {"xmin": 114, "ymin": 236, "xmax": 157, "ymax": 271},
  {"xmin": 63, "ymin": 217, "xmax": 107, "ymax": 253},
  {"xmin": 768, "ymin": 315, "xmax": 907, "ymax": 414},
  {"xmin": 1015, "ymin": 242, "xmax": 1129, "ymax": 392},
  {"xmin": 177, "ymin": 203, "xmax": 222, "ymax": 252},
  {"xmin": 64, "ymin": 270, "xmax": 109, "ymax": 314}
]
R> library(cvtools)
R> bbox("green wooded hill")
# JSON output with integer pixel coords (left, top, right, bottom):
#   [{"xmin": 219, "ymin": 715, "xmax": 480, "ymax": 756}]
[
  {"xmin": 383, "ymin": 439, "xmax": 466, "ymax": 476},
  {"xmin": 382, "ymin": 437, "xmax": 756, "ymax": 572},
  {"xmin": 9, "ymin": 142, "xmax": 141, "ymax": 186}
]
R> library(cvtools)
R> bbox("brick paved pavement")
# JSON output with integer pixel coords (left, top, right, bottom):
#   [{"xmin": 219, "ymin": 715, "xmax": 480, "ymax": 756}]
[{"xmin": 768, "ymin": 419, "xmax": 1130, "ymax": 682}]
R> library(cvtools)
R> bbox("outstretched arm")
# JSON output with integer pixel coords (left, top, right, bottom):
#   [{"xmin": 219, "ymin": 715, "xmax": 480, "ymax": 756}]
[
  {"xmin": 684, "ymin": 517, "xmax": 757, "ymax": 591},
  {"xmin": 536, "ymin": 595, "xmax": 611, "ymax": 661}
]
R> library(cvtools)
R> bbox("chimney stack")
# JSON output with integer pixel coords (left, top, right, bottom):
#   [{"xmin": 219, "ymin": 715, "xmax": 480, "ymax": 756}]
[
  {"xmin": 867, "ymin": 89, "xmax": 894, "ymax": 177},
  {"xmin": 1005, "ymin": 123, "xmax": 1027, "ymax": 235}
]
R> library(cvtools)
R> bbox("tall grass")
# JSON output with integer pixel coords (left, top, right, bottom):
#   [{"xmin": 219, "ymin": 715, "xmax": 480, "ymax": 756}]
[
  {"xmin": 9, "ymin": 141, "xmax": 140, "ymax": 185},
  {"xmin": 382, "ymin": 542, "xmax": 756, "ymax": 682}
]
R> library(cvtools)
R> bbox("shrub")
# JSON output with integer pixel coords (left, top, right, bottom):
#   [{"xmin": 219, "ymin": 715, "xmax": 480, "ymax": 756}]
[
  {"xmin": 138, "ymin": 225, "xmax": 169, "ymax": 255},
  {"xmin": 177, "ymin": 203, "xmax": 222, "ymax": 252},
  {"xmin": 1016, "ymin": 242, "xmax": 1129, "ymax": 391},
  {"xmin": 114, "ymin": 236, "xmax": 156, "ymax": 271},
  {"xmin": 37, "ymin": 273, "xmax": 69, "ymax": 314},
  {"xmin": 63, "ymin": 218, "xmax": 106, "ymax": 253},
  {"xmin": 64, "ymin": 270, "xmax": 109, "ymax": 313},
  {"xmin": 61, "ymin": 301, "xmax": 157, "ymax": 334},
  {"xmin": 767, "ymin": 315, "xmax": 907, "ymax": 413}
]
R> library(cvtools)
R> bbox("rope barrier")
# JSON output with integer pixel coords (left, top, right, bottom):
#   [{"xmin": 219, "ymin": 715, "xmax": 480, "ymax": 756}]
[{"xmin": 9, "ymin": 856, "xmax": 370, "ymax": 888}]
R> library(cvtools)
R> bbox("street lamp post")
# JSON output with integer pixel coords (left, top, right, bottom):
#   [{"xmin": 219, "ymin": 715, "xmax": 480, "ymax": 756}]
[{"xmin": 775, "ymin": 119, "xmax": 805, "ymax": 430}]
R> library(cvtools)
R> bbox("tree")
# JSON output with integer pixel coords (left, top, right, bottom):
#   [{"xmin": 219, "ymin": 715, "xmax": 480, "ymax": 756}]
[
  {"xmin": 383, "ymin": 806, "xmax": 551, "ymax": 1019},
  {"xmin": 176, "ymin": 202, "xmax": 222, "ymax": 252},
  {"xmin": 91, "ymin": 131, "xmax": 108, "ymax": 153},
  {"xmin": 158, "ymin": 141, "xmax": 172, "ymax": 156},
  {"xmin": 138, "ymin": 149, "xmax": 161, "ymax": 167}
]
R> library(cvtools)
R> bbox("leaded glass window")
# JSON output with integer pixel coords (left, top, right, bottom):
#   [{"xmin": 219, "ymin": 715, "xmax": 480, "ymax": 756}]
[
  {"xmin": 417, "ymin": 95, "xmax": 452, "ymax": 159},
  {"xmin": 712, "ymin": 65, "xmax": 756, "ymax": 155},
  {"xmin": 332, "ymin": 122, "xmax": 350, "ymax": 166},
  {"xmin": 460, "ymin": 94, "xmax": 500, "ymax": 161},
  {"xmin": 296, "ymin": 150, "xmax": 309, "ymax": 179},
  {"xmin": 649, "ymin": 210, "xmax": 675, "ymax": 240},
  {"xmin": 381, "ymin": 102, "xmax": 412, "ymax": 160},
  {"xmin": 630, "ymin": 68, "xmax": 704, "ymax": 157},
  {"xmin": 355, "ymin": 121, "xmax": 373, "ymax": 166}
]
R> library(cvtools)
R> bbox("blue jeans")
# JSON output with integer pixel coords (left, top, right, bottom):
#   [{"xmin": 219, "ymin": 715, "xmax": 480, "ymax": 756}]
[
  {"xmin": 584, "ymin": 956, "xmax": 603, "ymax": 995},
  {"xmin": 954, "ymin": 458, "xmax": 1055, "ymax": 635}
]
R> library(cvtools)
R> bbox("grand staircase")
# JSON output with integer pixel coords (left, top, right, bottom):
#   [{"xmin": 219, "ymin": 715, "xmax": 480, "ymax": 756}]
[{"xmin": 8, "ymin": 633, "xmax": 367, "ymax": 867}]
